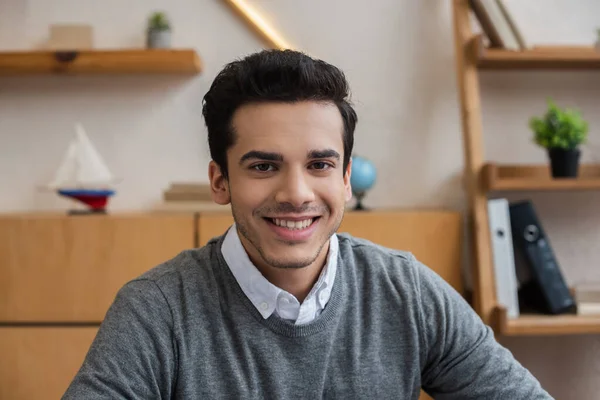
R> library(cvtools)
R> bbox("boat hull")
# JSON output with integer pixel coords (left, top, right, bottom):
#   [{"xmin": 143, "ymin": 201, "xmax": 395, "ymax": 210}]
[{"xmin": 58, "ymin": 189, "xmax": 116, "ymax": 212}]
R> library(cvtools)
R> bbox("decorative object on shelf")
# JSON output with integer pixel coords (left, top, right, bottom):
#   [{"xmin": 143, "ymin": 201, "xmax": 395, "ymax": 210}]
[
  {"xmin": 529, "ymin": 98, "xmax": 589, "ymax": 178},
  {"xmin": 45, "ymin": 24, "xmax": 94, "ymax": 50},
  {"xmin": 153, "ymin": 182, "xmax": 230, "ymax": 213},
  {"xmin": 146, "ymin": 11, "xmax": 171, "ymax": 49},
  {"xmin": 46, "ymin": 123, "xmax": 118, "ymax": 214},
  {"xmin": 350, "ymin": 155, "xmax": 377, "ymax": 211}
]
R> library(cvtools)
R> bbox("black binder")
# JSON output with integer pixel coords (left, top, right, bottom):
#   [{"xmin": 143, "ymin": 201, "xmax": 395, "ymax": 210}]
[{"xmin": 509, "ymin": 200, "xmax": 576, "ymax": 315}]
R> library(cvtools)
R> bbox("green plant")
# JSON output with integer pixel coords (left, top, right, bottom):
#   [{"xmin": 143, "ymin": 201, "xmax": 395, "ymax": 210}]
[
  {"xmin": 529, "ymin": 98, "xmax": 589, "ymax": 150},
  {"xmin": 148, "ymin": 11, "xmax": 171, "ymax": 31}
]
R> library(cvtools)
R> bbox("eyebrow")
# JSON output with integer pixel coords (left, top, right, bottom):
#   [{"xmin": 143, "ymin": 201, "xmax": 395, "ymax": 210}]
[
  {"xmin": 239, "ymin": 151, "xmax": 283, "ymax": 165},
  {"xmin": 308, "ymin": 149, "xmax": 340, "ymax": 160},
  {"xmin": 238, "ymin": 149, "xmax": 341, "ymax": 165}
]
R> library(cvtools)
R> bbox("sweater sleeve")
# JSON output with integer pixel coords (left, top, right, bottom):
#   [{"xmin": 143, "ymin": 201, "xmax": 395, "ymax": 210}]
[
  {"xmin": 62, "ymin": 279, "xmax": 176, "ymax": 399},
  {"xmin": 412, "ymin": 255, "xmax": 554, "ymax": 400}
]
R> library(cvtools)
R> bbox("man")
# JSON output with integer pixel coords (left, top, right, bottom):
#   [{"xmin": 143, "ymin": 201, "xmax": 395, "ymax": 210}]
[{"xmin": 63, "ymin": 49, "xmax": 552, "ymax": 399}]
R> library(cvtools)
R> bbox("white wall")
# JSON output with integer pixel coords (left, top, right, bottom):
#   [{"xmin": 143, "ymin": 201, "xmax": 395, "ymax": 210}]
[{"xmin": 1, "ymin": 0, "xmax": 600, "ymax": 397}]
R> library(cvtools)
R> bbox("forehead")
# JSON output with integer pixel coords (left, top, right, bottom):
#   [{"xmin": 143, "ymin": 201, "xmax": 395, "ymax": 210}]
[{"xmin": 230, "ymin": 101, "xmax": 344, "ymax": 156}]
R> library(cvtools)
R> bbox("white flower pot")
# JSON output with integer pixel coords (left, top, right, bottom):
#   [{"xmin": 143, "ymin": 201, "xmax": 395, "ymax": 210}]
[{"xmin": 147, "ymin": 30, "xmax": 171, "ymax": 49}]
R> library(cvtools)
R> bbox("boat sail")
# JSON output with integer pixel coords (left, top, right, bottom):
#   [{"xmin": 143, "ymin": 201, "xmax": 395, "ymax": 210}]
[{"xmin": 47, "ymin": 123, "xmax": 117, "ymax": 213}]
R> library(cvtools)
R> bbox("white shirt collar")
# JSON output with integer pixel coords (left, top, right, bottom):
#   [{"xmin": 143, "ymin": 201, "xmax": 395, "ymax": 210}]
[{"xmin": 221, "ymin": 223, "xmax": 338, "ymax": 324}]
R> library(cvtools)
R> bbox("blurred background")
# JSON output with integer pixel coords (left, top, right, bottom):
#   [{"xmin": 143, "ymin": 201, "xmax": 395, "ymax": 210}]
[{"xmin": 2, "ymin": 1, "xmax": 600, "ymax": 398}]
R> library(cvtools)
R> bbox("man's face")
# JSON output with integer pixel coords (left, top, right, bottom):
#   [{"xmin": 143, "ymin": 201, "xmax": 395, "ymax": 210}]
[{"xmin": 209, "ymin": 101, "xmax": 352, "ymax": 271}]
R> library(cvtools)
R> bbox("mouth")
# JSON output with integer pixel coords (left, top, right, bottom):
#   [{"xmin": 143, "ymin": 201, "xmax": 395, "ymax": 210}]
[
  {"xmin": 265, "ymin": 217, "xmax": 319, "ymax": 230},
  {"xmin": 263, "ymin": 216, "xmax": 321, "ymax": 241}
]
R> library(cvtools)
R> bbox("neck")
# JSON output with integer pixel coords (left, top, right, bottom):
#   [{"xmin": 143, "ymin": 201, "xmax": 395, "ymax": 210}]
[
  {"xmin": 258, "ymin": 255, "xmax": 327, "ymax": 303},
  {"xmin": 241, "ymin": 236, "xmax": 330, "ymax": 303}
]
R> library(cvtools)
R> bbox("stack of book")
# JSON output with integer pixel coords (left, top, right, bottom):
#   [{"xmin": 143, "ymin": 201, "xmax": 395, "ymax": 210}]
[
  {"xmin": 488, "ymin": 199, "xmax": 577, "ymax": 318},
  {"xmin": 154, "ymin": 182, "xmax": 230, "ymax": 213},
  {"xmin": 469, "ymin": 0, "xmax": 527, "ymax": 51}
]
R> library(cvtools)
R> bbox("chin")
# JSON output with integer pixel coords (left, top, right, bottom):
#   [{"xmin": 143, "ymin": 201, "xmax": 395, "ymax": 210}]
[{"xmin": 259, "ymin": 241, "xmax": 324, "ymax": 270}]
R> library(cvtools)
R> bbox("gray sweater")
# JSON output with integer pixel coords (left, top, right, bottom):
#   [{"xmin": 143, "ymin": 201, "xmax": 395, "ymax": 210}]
[{"xmin": 63, "ymin": 233, "xmax": 552, "ymax": 399}]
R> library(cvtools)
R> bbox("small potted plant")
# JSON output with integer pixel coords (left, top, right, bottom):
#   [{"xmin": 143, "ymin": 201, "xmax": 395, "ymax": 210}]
[
  {"xmin": 146, "ymin": 11, "xmax": 171, "ymax": 49},
  {"xmin": 529, "ymin": 98, "xmax": 589, "ymax": 178}
]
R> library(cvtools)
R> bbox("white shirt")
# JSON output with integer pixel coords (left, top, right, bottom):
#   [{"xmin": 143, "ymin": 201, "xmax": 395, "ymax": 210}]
[{"xmin": 220, "ymin": 223, "xmax": 338, "ymax": 325}]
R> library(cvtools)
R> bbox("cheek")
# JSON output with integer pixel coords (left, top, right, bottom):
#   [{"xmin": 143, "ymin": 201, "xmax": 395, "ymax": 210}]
[
  {"xmin": 231, "ymin": 177, "xmax": 274, "ymax": 208},
  {"xmin": 315, "ymin": 178, "xmax": 347, "ymax": 203}
]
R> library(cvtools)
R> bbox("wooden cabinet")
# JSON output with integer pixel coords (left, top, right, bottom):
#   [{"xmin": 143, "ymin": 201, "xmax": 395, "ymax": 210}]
[
  {"xmin": 0, "ymin": 210, "xmax": 461, "ymax": 400},
  {"xmin": 0, "ymin": 327, "xmax": 98, "ymax": 400},
  {"xmin": 197, "ymin": 209, "xmax": 461, "ymax": 400},
  {"xmin": 0, "ymin": 213, "xmax": 195, "ymax": 323},
  {"xmin": 0, "ymin": 213, "xmax": 195, "ymax": 399}
]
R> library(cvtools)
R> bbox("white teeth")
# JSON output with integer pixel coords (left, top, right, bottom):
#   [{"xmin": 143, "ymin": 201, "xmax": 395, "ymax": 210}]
[{"xmin": 273, "ymin": 218, "xmax": 314, "ymax": 230}]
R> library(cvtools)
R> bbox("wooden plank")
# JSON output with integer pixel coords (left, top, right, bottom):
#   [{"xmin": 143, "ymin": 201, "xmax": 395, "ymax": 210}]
[
  {"xmin": 472, "ymin": 35, "xmax": 600, "ymax": 70},
  {"xmin": 484, "ymin": 163, "xmax": 600, "ymax": 191},
  {"xmin": 452, "ymin": 1, "xmax": 496, "ymax": 324},
  {"xmin": 0, "ymin": 49, "xmax": 202, "ymax": 75},
  {"xmin": 0, "ymin": 213, "xmax": 195, "ymax": 322},
  {"xmin": 496, "ymin": 307, "xmax": 600, "ymax": 336},
  {"xmin": 197, "ymin": 209, "xmax": 464, "ymax": 294},
  {"xmin": 0, "ymin": 327, "xmax": 98, "ymax": 400}
]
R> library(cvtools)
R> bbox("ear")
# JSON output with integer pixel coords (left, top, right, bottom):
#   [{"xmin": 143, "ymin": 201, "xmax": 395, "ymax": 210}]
[
  {"xmin": 343, "ymin": 157, "xmax": 353, "ymax": 202},
  {"xmin": 208, "ymin": 160, "xmax": 231, "ymax": 205}
]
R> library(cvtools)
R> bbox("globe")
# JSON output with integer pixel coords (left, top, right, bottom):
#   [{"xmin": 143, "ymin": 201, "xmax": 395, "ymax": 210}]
[{"xmin": 350, "ymin": 155, "xmax": 377, "ymax": 210}]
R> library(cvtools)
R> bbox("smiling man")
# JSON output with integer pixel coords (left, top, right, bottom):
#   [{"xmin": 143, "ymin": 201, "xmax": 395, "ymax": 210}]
[{"xmin": 63, "ymin": 50, "xmax": 552, "ymax": 399}]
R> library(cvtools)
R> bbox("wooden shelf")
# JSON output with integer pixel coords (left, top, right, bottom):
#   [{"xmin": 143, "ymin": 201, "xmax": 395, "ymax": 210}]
[
  {"xmin": 483, "ymin": 163, "xmax": 600, "ymax": 192},
  {"xmin": 0, "ymin": 49, "xmax": 202, "ymax": 75},
  {"xmin": 469, "ymin": 35, "xmax": 600, "ymax": 70},
  {"xmin": 495, "ymin": 307, "xmax": 600, "ymax": 336}
]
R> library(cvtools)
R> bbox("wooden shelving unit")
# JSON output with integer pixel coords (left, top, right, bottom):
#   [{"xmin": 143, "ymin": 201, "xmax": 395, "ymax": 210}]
[
  {"xmin": 0, "ymin": 48, "xmax": 202, "ymax": 75},
  {"xmin": 483, "ymin": 163, "xmax": 600, "ymax": 192},
  {"xmin": 452, "ymin": 0, "xmax": 600, "ymax": 336}
]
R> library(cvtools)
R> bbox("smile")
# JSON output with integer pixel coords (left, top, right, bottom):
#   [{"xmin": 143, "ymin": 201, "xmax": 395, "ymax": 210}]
[
  {"xmin": 270, "ymin": 218, "xmax": 316, "ymax": 230},
  {"xmin": 264, "ymin": 216, "xmax": 321, "ymax": 241}
]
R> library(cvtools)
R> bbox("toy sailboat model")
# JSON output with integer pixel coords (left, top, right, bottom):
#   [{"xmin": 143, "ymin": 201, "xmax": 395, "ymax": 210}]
[{"xmin": 47, "ymin": 123, "xmax": 117, "ymax": 214}]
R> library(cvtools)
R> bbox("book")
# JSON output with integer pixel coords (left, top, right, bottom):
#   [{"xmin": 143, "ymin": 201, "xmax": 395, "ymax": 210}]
[
  {"xmin": 488, "ymin": 198, "xmax": 520, "ymax": 318},
  {"xmin": 509, "ymin": 200, "xmax": 576, "ymax": 315}
]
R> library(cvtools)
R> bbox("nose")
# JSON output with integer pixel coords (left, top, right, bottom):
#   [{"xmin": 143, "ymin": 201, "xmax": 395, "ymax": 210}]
[{"xmin": 274, "ymin": 167, "xmax": 315, "ymax": 207}]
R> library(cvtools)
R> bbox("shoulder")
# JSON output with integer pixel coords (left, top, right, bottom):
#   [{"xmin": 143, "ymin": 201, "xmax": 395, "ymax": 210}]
[
  {"xmin": 116, "ymin": 237, "xmax": 222, "ymax": 304},
  {"xmin": 136, "ymin": 244, "xmax": 215, "ymax": 284},
  {"xmin": 336, "ymin": 232, "xmax": 418, "ymax": 278},
  {"xmin": 335, "ymin": 232, "xmax": 453, "ymax": 298}
]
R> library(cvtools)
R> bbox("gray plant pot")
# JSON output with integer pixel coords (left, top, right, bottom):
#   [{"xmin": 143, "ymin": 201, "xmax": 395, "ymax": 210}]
[{"xmin": 147, "ymin": 29, "xmax": 171, "ymax": 49}]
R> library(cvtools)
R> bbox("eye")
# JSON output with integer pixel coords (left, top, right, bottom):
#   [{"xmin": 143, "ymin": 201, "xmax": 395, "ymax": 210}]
[
  {"xmin": 310, "ymin": 162, "xmax": 332, "ymax": 170},
  {"xmin": 252, "ymin": 163, "xmax": 275, "ymax": 172}
]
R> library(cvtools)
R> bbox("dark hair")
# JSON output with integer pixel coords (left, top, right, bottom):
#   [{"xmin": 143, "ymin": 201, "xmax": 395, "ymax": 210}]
[{"xmin": 202, "ymin": 49, "xmax": 357, "ymax": 179}]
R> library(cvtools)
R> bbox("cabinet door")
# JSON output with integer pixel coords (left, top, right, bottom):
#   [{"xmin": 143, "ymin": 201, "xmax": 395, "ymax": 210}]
[
  {"xmin": 0, "ymin": 213, "xmax": 195, "ymax": 322},
  {"xmin": 0, "ymin": 327, "xmax": 98, "ymax": 400}
]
